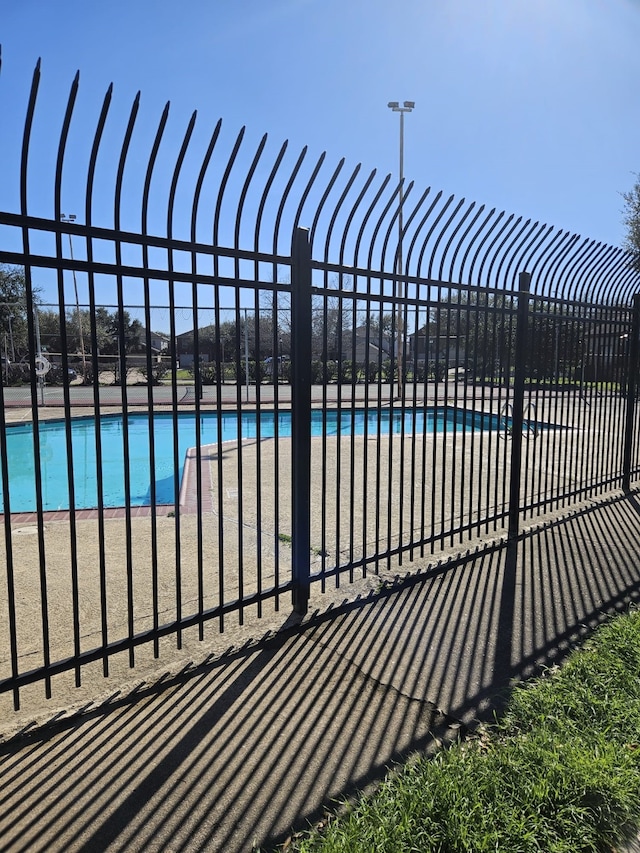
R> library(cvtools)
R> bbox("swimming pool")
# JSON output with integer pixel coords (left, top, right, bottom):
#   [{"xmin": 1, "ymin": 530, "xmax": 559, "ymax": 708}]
[{"xmin": 1, "ymin": 407, "xmax": 504, "ymax": 513}]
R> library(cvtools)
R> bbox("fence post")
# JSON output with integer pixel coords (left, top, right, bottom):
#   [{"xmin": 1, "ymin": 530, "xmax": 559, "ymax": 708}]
[
  {"xmin": 507, "ymin": 271, "xmax": 531, "ymax": 542},
  {"xmin": 291, "ymin": 226, "xmax": 312, "ymax": 615},
  {"xmin": 622, "ymin": 293, "xmax": 640, "ymax": 492}
]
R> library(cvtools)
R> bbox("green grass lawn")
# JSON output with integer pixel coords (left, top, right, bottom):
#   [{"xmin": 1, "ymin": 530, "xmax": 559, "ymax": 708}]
[
  {"xmin": 174, "ymin": 369, "xmax": 193, "ymax": 380},
  {"xmin": 287, "ymin": 608, "xmax": 640, "ymax": 853}
]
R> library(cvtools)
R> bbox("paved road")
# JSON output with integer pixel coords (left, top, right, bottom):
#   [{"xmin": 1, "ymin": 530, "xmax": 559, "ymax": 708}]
[{"xmin": 2, "ymin": 380, "xmax": 424, "ymax": 408}]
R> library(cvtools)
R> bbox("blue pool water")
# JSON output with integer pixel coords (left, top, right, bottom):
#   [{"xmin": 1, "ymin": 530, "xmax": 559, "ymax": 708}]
[{"xmin": 1, "ymin": 407, "xmax": 503, "ymax": 513}]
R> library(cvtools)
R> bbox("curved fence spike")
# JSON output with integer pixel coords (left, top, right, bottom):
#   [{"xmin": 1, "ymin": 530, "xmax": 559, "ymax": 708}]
[
  {"xmin": 437, "ymin": 200, "xmax": 476, "ymax": 283},
  {"xmin": 86, "ymin": 84, "xmax": 114, "ymax": 229},
  {"xmin": 502, "ymin": 221, "xmax": 546, "ymax": 292},
  {"xmin": 20, "ymin": 59, "xmax": 41, "ymax": 219},
  {"xmin": 597, "ymin": 251, "xmax": 630, "ymax": 305},
  {"xmin": 485, "ymin": 217, "xmax": 532, "ymax": 289},
  {"xmin": 308, "ymin": 158, "xmax": 345, "ymax": 250},
  {"xmin": 475, "ymin": 214, "xmax": 520, "ymax": 288},
  {"xmin": 609, "ymin": 252, "xmax": 637, "ymax": 305},
  {"xmin": 323, "ymin": 162, "xmax": 361, "ymax": 264},
  {"xmin": 396, "ymin": 183, "xmax": 427, "ymax": 261},
  {"xmin": 274, "ymin": 145, "xmax": 308, "ymax": 257},
  {"xmin": 615, "ymin": 259, "xmax": 640, "ymax": 305},
  {"xmin": 567, "ymin": 242, "xmax": 604, "ymax": 303},
  {"xmin": 234, "ymin": 133, "xmax": 268, "ymax": 251},
  {"xmin": 503, "ymin": 222, "xmax": 550, "ymax": 293},
  {"xmin": 167, "ymin": 110, "xmax": 197, "ymax": 240},
  {"xmin": 191, "ymin": 118, "xmax": 221, "ymax": 244},
  {"xmin": 466, "ymin": 210, "xmax": 506, "ymax": 286},
  {"xmin": 456, "ymin": 207, "xmax": 495, "ymax": 285},
  {"xmin": 114, "ymin": 92, "xmax": 141, "ymax": 231},
  {"xmin": 597, "ymin": 251, "xmax": 627, "ymax": 306},
  {"xmin": 353, "ymin": 172, "xmax": 392, "ymax": 272},
  {"xmin": 254, "ymin": 138, "xmax": 287, "ymax": 254},
  {"xmin": 550, "ymin": 238, "xmax": 594, "ymax": 302},
  {"xmin": 447, "ymin": 203, "xmax": 485, "ymax": 284},
  {"xmin": 590, "ymin": 247, "xmax": 635, "ymax": 305},
  {"xmin": 529, "ymin": 231, "xmax": 577, "ymax": 299},
  {"xmin": 365, "ymin": 180, "xmax": 401, "ymax": 273},
  {"xmin": 404, "ymin": 189, "xmax": 441, "ymax": 278},
  {"xmin": 338, "ymin": 168, "xmax": 377, "ymax": 268},
  {"xmin": 603, "ymin": 250, "xmax": 635, "ymax": 304},
  {"xmin": 54, "ymin": 70, "xmax": 80, "ymax": 224},
  {"xmin": 416, "ymin": 194, "xmax": 455, "ymax": 279},
  {"xmin": 578, "ymin": 244, "xmax": 622, "ymax": 304},
  {"xmin": 381, "ymin": 180, "xmax": 416, "ymax": 275},
  {"xmin": 212, "ymin": 126, "xmax": 245, "ymax": 249},
  {"xmin": 143, "ymin": 104, "xmax": 171, "ymax": 235},
  {"xmin": 571, "ymin": 242, "xmax": 612, "ymax": 303},
  {"xmin": 291, "ymin": 150, "xmax": 326, "ymax": 242},
  {"xmin": 398, "ymin": 186, "xmax": 433, "ymax": 273}
]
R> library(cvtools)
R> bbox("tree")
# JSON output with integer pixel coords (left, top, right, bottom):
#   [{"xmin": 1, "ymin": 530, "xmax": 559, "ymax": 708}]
[
  {"xmin": 622, "ymin": 174, "xmax": 640, "ymax": 271},
  {"xmin": 367, "ymin": 312, "xmax": 394, "ymax": 338},
  {"xmin": 90, "ymin": 309, "xmax": 144, "ymax": 356},
  {"xmin": 0, "ymin": 265, "xmax": 40, "ymax": 359},
  {"xmin": 259, "ymin": 285, "xmax": 292, "ymax": 377},
  {"xmin": 92, "ymin": 309, "xmax": 144, "ymax": 385},
  {"xmin": 36, "ymin": 309, "xmax": 63, "ymax": 354}
]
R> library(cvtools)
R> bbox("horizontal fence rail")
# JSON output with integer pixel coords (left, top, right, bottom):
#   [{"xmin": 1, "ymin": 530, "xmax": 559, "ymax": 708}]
[{"xmin": 1, "ymin": 59, "xmax": 640, "ymax": 710}]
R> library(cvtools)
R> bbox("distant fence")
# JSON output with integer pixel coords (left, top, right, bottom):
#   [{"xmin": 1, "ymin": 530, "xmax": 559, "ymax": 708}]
[{"xmin": 1, "ymin": 59, "xmax": 640, "ymax": 710}]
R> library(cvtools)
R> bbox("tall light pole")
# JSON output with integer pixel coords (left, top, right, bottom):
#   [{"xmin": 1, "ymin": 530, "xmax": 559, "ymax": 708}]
[
  {"xmin": 61, "ymin": 213, "xmax": 87, "ymax": 380},
  {"xmin": 387, "ymin": 100, "xmax": 414, "ymax": 398},
  {"xmin": 7, "ymin": 314, "xmax": 15, "ymax": 363}
]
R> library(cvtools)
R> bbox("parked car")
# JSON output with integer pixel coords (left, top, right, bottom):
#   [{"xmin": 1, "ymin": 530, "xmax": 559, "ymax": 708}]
[
  {"xmin": 40, "ymin": 363, "xmax": 78, "ymax": 384},
  {"xmin": 46, "ymin": 364, "xmax": 78, "ymax": 382}
]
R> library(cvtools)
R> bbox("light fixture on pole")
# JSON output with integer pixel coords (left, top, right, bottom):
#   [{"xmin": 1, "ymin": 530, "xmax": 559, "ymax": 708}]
[
  {"xmin": 61, "ymin": 213, "xmax": 87, "ymax": 381},
  {"xmin": 387, "ymin": 100, "xmax": 415, "ymax": 398}
]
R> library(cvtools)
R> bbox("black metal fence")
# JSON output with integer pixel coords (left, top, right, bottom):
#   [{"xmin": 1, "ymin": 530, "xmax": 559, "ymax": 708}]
[{"xmin": 2, "ymin": 59, "xmax": 640, "ymax": 710}]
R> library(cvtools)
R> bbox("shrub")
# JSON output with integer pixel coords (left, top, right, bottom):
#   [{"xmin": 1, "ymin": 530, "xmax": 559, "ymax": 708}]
[
  {"xmin": 310, "ymin": 360, "xmax": 325, "ymax": 383},
  {"xmin": 189, "ymin": 362, "xmax": 216, "ymax": 385},
  {"xmin": 139, "ymin": 363, "xmax": 169, "ymax": 385}
]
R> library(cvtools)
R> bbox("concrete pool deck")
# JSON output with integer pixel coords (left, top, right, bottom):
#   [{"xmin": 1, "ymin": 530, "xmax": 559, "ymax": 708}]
[{"xmin": 2, "ymin": 487, "xmax": 640, "ymax": 851}]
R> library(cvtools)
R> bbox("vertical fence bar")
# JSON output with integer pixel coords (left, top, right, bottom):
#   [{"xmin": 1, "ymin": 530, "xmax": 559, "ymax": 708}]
[
  {"xmin": 291, "ymin": 226, "xmax": 312, "ymax": 614},
  {"xmin": 622, "ymin": 293, "xmax": 640, "ymax": 492},
  {"xmin": 508, "ymin": 271, "xmax": 531, "ymax": 541},
  {"xmin": 0, "ymin": 379, "xmax": 20, "ymax": 709}
]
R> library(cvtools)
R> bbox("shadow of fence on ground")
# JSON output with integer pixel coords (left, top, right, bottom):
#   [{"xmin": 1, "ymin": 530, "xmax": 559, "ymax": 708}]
[{"xmin": 2, "ymin": 491, "xmax": 640, "ymax": 852}]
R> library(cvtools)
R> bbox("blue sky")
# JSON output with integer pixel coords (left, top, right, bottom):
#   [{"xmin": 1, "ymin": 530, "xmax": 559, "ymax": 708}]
[{"xmin": 1, "ymin": 0, "xmax": 640, "ymax": 322}]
